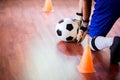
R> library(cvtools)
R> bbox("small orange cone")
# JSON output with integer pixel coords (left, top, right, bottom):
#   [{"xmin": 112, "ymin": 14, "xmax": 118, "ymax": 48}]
[
  {"xmin": 43, "ymin": 0, "xmax": 54, "ymax": 12},
  {"xmin": 77, "ymin": 44, "xmax": 95, "ymax": 73}
]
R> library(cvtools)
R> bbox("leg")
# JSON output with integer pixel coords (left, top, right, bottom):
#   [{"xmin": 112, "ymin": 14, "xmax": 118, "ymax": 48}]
[
  {"xmin": 89, "ymin": 36, "xmax": 120, "ymax": 64},
  {"xmin": 79, "ymin": 0, "xmax": 120, "ymax": 64},
  {"xmin": 88, "ymin": 0, "xmax": 119, "ymax": 38}
]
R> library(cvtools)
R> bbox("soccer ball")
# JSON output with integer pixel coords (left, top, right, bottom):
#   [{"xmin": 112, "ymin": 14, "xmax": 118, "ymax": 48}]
[{"xmin": 55, "ymin": 18, "xmax": 79, "ymax": 42}]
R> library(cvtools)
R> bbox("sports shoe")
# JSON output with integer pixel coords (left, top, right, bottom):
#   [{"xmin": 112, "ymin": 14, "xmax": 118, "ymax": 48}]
[{"xmin": 110, "ymin": 36, "xmax": 120, "ymax": 64}]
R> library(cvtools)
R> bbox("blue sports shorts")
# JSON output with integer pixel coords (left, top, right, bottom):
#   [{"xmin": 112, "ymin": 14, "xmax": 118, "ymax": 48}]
[{"xmin": 88, "ymin": 0, "xmax": 120, "ymax": 38}]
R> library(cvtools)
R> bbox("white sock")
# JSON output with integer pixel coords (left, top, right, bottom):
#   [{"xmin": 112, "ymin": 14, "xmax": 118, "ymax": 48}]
[{"xmin": 90, "ymin": 36, "xmax": 114, "ymax": 51}]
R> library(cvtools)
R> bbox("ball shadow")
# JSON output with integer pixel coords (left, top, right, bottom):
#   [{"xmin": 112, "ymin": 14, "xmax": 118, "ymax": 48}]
[{"xmin": 57, "ymin": 41, "xmax": 83, "ymax": 56}]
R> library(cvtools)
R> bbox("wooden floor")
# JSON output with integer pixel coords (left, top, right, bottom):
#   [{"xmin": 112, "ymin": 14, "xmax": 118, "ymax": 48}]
[{"xmin": 0, "ymin": 0, "xmax": 120, "ymax": 80}]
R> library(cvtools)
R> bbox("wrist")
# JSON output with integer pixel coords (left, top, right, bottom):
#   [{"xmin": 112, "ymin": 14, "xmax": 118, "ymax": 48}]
[
  {"xmin": 82, "ymin": 19, "xmax": 89, "ymax": 27},
  {"xmin": 76, "ymin": 13, "xmax": 83, "ymax": 16},
  {"xmin": 80, "ymin": 26, "xmax": 88, "ymax": 32},
  {"xmin": 83, "ymin": 19, "xmax": 89, "ymax": 23},
  {"xmin": 75, "ymin": 12, "xmax": 83, "ymax": 21}
]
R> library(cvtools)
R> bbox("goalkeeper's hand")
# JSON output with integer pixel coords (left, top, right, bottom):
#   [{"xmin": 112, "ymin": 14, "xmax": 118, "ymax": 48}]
[
  {"xmin": 76, "ymin": 25, "xmax": 88, "ymax": 43},
  {"xmin": 74, "ymin": 12, "xmax": 89, "ymax": 43}
]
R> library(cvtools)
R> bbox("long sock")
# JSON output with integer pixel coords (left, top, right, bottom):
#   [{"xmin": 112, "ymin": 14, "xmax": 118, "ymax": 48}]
[{"xmin": 90, "ymin": 36, "xmax": 114, "ymax": 51}]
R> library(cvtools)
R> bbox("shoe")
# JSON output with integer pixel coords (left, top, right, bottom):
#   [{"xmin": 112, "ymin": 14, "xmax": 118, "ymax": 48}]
[{"xmin": 110, "ymin": 36, "xmax": 120, "ymax": 64}]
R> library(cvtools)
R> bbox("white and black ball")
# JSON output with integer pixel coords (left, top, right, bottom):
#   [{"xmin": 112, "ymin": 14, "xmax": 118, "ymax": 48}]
[{"xmin": 55, "ymin": 18, "xmax": 79, "ymax": 42}]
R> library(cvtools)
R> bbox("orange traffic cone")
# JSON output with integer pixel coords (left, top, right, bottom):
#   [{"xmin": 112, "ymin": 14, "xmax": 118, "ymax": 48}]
[
  {"xmin": 43, "ymin": 0, "xmax": 54, "ymax": 12},
  {"xmin": 77, "ymin": 44, "xmax": 95, "ymax": 73}
]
